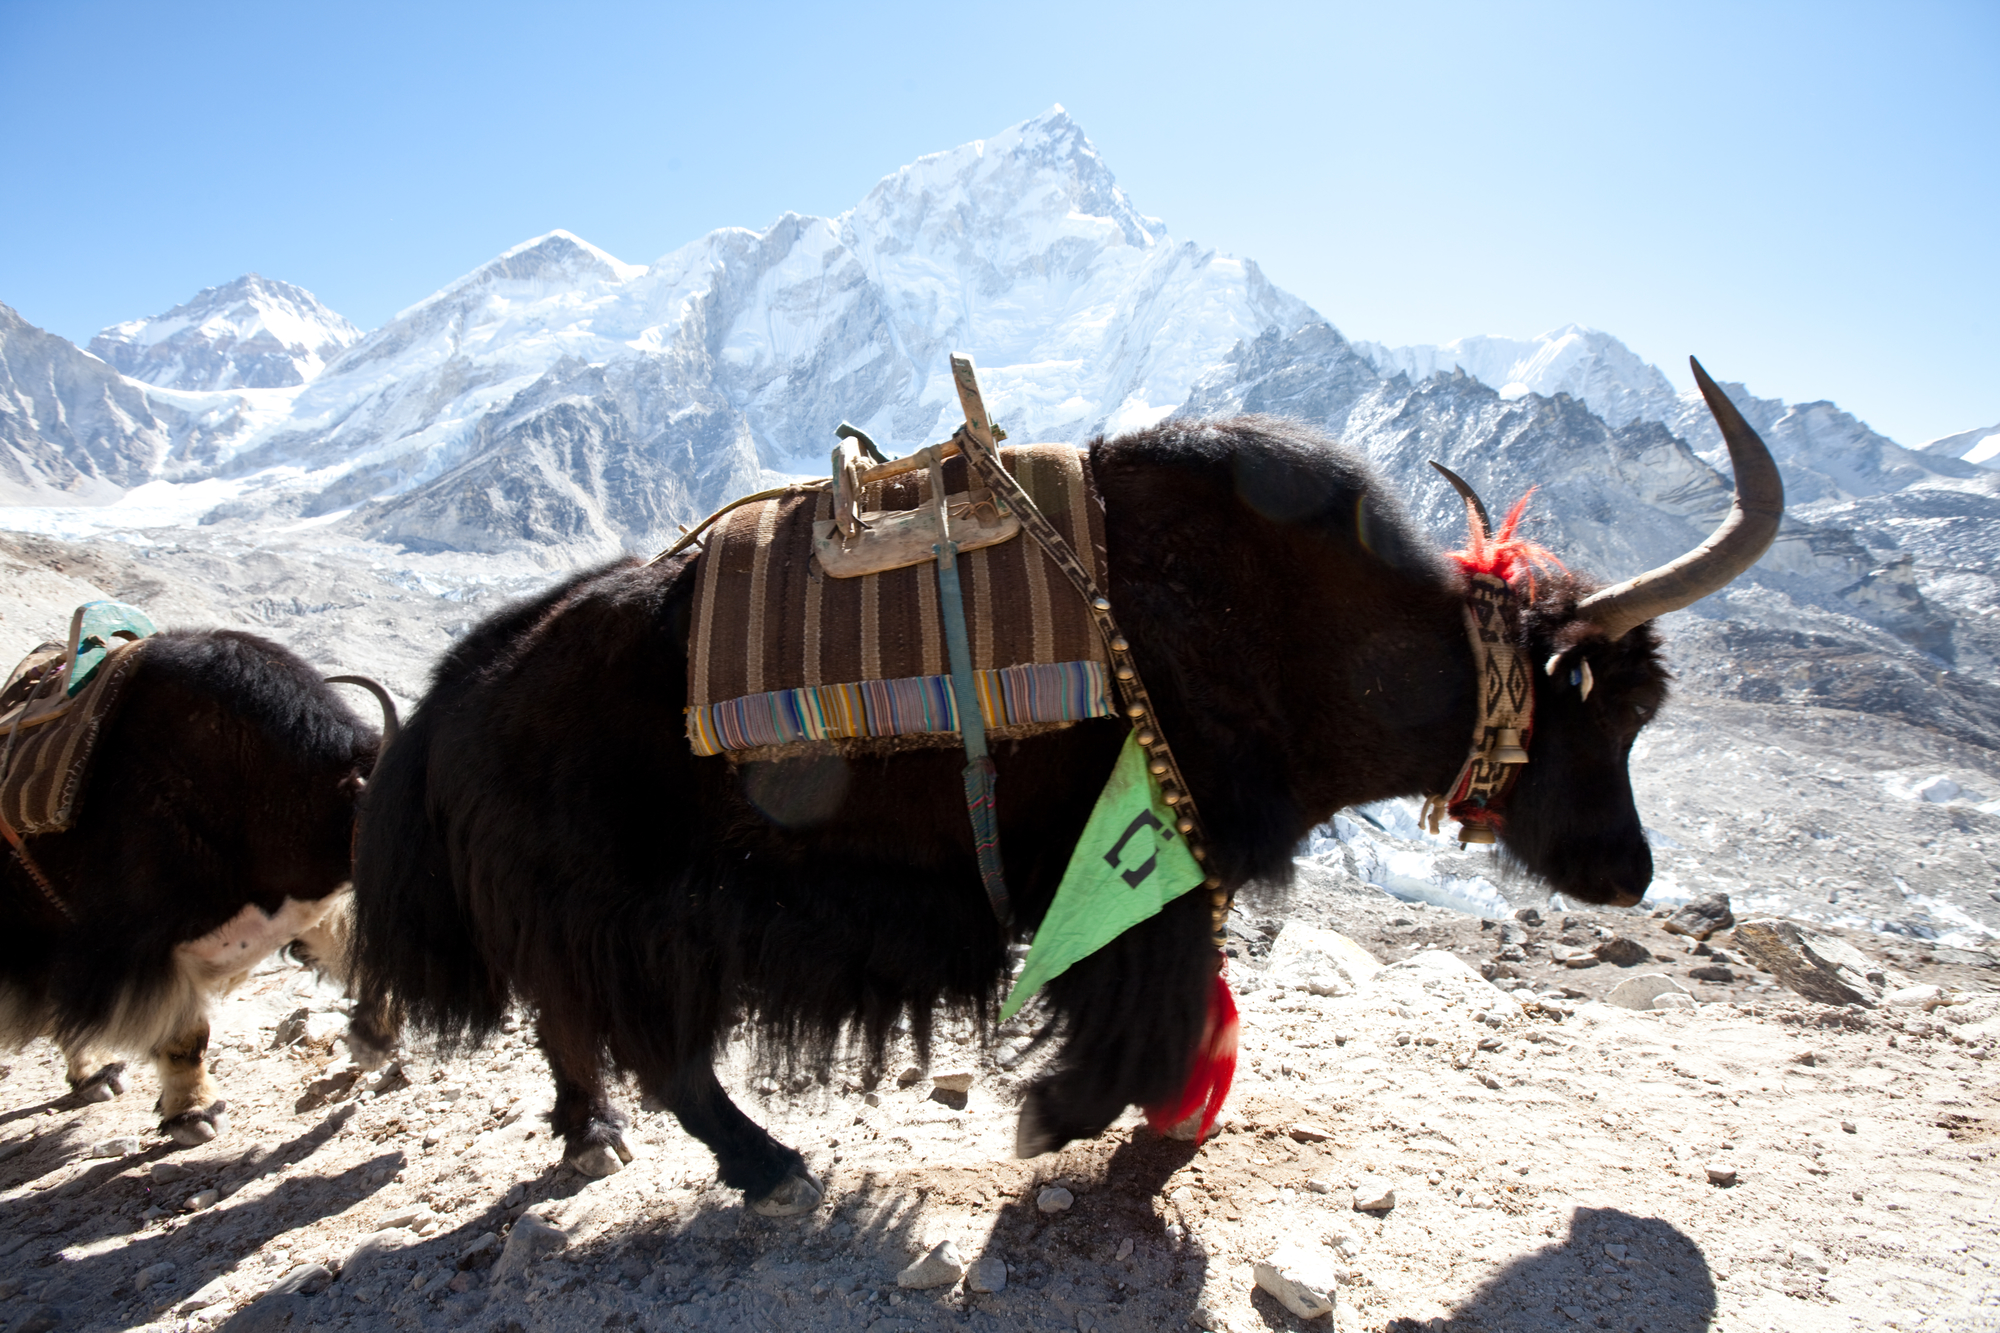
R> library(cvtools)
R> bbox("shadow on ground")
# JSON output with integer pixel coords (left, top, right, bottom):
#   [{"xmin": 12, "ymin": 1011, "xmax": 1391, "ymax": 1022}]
[{"xmin": 1365, "ymin": 1207, "xmax": 1716, "ymax": 1333}]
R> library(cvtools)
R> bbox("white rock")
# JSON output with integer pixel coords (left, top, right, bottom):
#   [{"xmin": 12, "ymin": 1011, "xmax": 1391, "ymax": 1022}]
[
  {"xmin": 343, "ymin": 1228, "xmax": 413, "ymax": 1284},
  {"xmin": 1037, "ymin": 1185, "xmax": 1075, "ymax": 1213},
  {"xmin": 1191, "ymin": 1304, "xmax": 1228, "ymax": 1331},
  {"xmin": 1352, "ymin": 1177, "xmax": 1396, "ymax": 1212},
  {"xmin": 897, "ymin": 1239, "xmax": 967, "ymax": 1289},
  {"xmin": 1264, "ymin": 924, "xmax": 1383, "ymax": 997},
  {"xmin": 133, "ymin": 1261, "xmax": 178, "ymax": 1291},
  {"xmin": 1885, "ymin": 984, "xmax": 1946, "ymax": 1009},
  {"xmin": 182, "ymin": 1189, "xmax": 219, "ymax": 1212},
  {"xmin": 91, "ymin": 1136, "xmax": 141, "ymax": 1158},
  {"xmin": 1651, "ymin": 992, "xmax": 1696, "ymax": 1011},
  {"xmin": 1606, "ymin": 973, "xmax": 1691, "ymax": 1011},
  {"xmin": 1916, "ymin": 776, "xmax": 1962, "ymax": 803},
  {"xmin": 1254, "ymin": 1243, "xmax": 1340, "ymax": 1319},
  {"xmin": 176, "ymin": 1277, "xmax": 232, "ymax": 1314},
  {"xmin": 375, "ymin": 1206, "xmax": 434, "ymax": 1231},
  {"xmin": 492, "ymin": 1213, "xmax": 569, "ymax": 1281},
  {"xmin": 930, "ymin": 1071, "xmax": 975, "ymax": 1094},
  {"xmin": 266, "ymin": 1264, "xmax": 332, "ymax": 1297},
  {"xmin": 303, "ymin": 1011, "xmax": 345, "ymax": 1043},
  {"xmin": 967, "ymin": 1255, "xmax": 1007, "ymax": 1293},
  {"xmin": 151, "ymin": 1162, "xmax": 193, "ymax": 1184}
]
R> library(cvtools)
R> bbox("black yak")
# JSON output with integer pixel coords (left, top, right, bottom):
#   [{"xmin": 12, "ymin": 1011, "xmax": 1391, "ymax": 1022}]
[
  {"xmin": 351, "ymin": 362, "xmax": 1779, "ymax": 1213},
  {"xmin": 1, "ymin": 630, "xmax": 394, "ymax": 1143}
]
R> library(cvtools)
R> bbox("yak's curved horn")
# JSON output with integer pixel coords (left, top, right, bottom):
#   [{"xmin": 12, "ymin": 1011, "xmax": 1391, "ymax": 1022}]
[
  {"xmin": 1429, "ymin": 460, "xmax": 1491, "ymax": 540},
  {"xmin": 1574, "ymin": 358, "xmax": 1784, "ymax": 641},
  {"xmin": 326, "ymin": 675, "xmax": 400, "ymax": 751}
]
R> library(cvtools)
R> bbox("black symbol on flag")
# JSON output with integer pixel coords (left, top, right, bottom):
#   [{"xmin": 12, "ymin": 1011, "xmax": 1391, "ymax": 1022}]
[{"xmin": 1104, "ymin": 809, "xmax": 1178, "ymax": 889}]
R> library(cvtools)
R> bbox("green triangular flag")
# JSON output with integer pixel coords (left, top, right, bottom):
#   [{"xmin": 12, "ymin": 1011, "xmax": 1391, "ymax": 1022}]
[{"xmin": 1000, "ymin": 731, "xmax": 1206, "ymax": 1020}]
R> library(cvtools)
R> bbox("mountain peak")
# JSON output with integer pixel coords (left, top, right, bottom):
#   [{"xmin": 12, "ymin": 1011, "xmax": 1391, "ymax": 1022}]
[
  {"xmin": 848, "ymin": 108, "xmax": 1162, "ymax": 254},
  {"xmin": 89, "ymin": 274, "xmax": 360, "ymax": 391}
]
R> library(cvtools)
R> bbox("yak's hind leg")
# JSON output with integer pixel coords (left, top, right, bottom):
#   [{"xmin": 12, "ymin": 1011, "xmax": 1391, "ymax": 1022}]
[
  {"xmin": 646, "ymin": 1058, "xmax": 821, "ymax": 1217},
  {"xmin": 61, "ymin": 1044, "xmax": 129, "ymax": 1103},
  {"xmin": 154, "ymin": 1017, "xmax": 227, "ymax": 1145},
  {"xmin": 538, "ymin": 1016, "xmax": 633, "ymax": 1178}
]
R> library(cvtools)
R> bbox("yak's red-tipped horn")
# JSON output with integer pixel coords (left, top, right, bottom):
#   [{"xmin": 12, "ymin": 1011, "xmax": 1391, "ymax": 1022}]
[
  {"xmin": 1429, "ymin": 460, "xmax": 1491, "ymax": 541},
  {"xmin": 1574, "ymin": 357, "xmax": 1784, "ymax": 640}
]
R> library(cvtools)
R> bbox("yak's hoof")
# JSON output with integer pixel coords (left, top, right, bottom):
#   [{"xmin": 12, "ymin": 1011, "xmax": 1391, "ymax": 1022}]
[
  {"xmin": 163, "ymin": 1101, "xmax": 228, "ymax": 1146},
  {"xmin": 750, "ymin": 1169, "xmax": 824, "ymax": 1217},
  {"xmin": 568, "ymin": 1130, "xmax": 634, "ymax": 1179},
  {"xmin": 345, "ymin": 1033, "xmax": 395, "ymax": 1073},
  {"xmin": 1015, "ymin": 1094, "xmax": 1057, "ymax": 1159},
  {"xmin": 74, "ymin": 1063, "xmax": 129, "ymax": 1102},
  {"xmin": 1163, "ymin": 1111, "xmax": 1204, "ymax": 1142}
]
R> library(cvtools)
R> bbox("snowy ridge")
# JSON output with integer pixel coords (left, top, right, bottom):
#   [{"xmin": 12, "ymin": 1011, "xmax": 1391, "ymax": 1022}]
[{"xmin": 90, "ymin": 274, "xmax": 360, "ymax": 391}]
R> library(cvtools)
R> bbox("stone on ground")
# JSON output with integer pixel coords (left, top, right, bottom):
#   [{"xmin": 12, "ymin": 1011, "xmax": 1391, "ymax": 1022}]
[
  {"xmin": 1606, "ymin": 973, "xmax": 1692, "ymax": 1011},
  {"xmin": 1662, "ymin": 893, "xmax": 1735, "ymax": 940},
  {"xmin": 1254, "ymin": 1242, "xmax": 1340, "ymax": 1319},
  {"xmin": 898, "ymin": 1239, "xmax": 967, "ymax": 1289},
  {"xmin": 967, "ymin": 1255, "xmax": 1007, "ymax": 1293}
]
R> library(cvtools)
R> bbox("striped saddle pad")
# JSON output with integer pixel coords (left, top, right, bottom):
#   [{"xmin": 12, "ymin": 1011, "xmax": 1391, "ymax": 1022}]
[
  {"xmin": 0, "ymin": 635, "xmax": 150, "ymax": 836},
  {"xmin": 687, "ymin": 443, "xmax": 1113, "ymax": 758}
]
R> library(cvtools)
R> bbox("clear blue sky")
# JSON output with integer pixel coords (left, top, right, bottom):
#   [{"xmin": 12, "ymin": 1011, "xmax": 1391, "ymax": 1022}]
[{"xmin": 1, "ymin": 0, "xmax": 1993, "ymax": 445}]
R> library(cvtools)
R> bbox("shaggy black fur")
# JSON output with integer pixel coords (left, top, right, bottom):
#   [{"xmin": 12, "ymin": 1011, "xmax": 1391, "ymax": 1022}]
[
  {"xmin": 1, "ymin": 630, "xmax": 380, "ymax": 1061},
  {"xmin": 350, "ymin": 415, "xmax": 1675, "ymax": 1202}
]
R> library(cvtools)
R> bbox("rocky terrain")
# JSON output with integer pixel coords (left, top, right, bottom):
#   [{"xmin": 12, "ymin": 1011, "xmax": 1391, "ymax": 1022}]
[{"xmin": 2, "ymin": 872, "xmax": 1995, "ymax": 1333}]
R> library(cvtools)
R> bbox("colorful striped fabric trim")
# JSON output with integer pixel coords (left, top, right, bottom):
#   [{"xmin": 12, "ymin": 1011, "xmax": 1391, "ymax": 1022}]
[{"xmin": 687, "ymin": 660, "xmax": 1112, "ymax": 757}]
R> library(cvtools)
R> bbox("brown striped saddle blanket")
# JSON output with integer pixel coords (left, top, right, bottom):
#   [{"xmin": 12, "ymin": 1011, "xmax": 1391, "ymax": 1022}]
[
  {"xmin": 687, "ymin": 443, "xmax": 1113, "ymax": 758},
  {"xmin": 1, "ymin": 627, "xmax": 151, "ymax": 836}
]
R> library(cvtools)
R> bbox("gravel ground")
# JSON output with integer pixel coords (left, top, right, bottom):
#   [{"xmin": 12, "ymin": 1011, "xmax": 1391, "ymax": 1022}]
[{"xmin": 3, "ymin": 875, "xmax": 1995, "ymax": 1333}]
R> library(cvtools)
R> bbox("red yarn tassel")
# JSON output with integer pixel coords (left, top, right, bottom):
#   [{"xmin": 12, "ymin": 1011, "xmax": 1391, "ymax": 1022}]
[{"xmin": 1144, "ymin": 968, "xmax": 1239, "ymax": 1143}]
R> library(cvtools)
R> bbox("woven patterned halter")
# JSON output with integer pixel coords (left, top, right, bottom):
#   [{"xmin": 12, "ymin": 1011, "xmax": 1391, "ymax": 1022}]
[{"xmin": 1422, "ymin": 568, "xmax": 1534, "ymax": 843}]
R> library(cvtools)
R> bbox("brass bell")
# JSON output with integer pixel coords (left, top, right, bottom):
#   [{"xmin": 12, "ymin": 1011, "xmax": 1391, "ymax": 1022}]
[
  {"xmin": 1459, "ymin": 823, "xmax": 1498, "ymax": 845},
  {"xmin": 1491, "ymin": 727, "xmax": 1530, "ymax": 764}
]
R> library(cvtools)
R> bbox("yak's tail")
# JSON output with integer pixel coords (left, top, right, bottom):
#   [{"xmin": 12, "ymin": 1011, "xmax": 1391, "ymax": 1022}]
[{"xmin": 349, "ymin": 692, "xmax": 509, "ymax": 1050}]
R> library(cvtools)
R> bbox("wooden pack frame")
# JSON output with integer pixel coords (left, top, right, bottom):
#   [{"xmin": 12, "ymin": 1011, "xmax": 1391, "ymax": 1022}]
[{"xmin": 812, "ymin": 435, "xmax": 1023, "ymax": 578}]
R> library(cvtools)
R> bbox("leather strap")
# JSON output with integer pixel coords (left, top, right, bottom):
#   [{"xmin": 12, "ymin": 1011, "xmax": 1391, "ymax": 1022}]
[{"xmin": 926, "ymin": 445, "xmax": 1010, "ymax": 926}]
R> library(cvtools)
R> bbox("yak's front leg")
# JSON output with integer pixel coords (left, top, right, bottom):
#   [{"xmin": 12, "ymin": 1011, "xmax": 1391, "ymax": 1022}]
[
  {"xmin": 154, "ymin": 1017, "xmax": 227, "ymax": 1145},
  {"xmin": 62, "ymin": 1044, "xmax": 128, "ymax": 1103},
  {"xmin": 645, "ymin": 1058, "xmax": 821, "ymax": 1216},
  {"xmin": 537, "ymin": 1016, "xmax": 633, "ymax": 1178}
]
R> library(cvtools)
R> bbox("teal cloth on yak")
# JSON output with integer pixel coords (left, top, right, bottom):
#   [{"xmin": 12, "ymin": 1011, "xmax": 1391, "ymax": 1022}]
[
  {"xmin": 67, "ymin": 601, "xmax": 157, "ymax": 696},
  {"xmin": 1000, "ymin": 731, "xmax": 1205, "ymax": 1020}
]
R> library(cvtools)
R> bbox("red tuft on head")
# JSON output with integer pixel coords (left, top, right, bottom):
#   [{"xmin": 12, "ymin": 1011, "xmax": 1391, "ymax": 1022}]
[{"xmin": 1448, "ymin": 489, "xmax": 1563, "ymax": 592}]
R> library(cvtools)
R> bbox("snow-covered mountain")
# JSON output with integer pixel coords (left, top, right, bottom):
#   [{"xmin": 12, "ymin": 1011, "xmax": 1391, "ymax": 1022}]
[
  {"xmin": 89, "ymin": 274, "xmax": 360, "ymax": 391},
  {"xmin": 1923, "ymin": 421, "xmax": 2000, "ymax": 470},
  {"xmin": 3, "ymin": 106, "xmax": 1996, "ymax": 746},
  {"xmin": 1354, "ymin": 325, "xmax": 1683, "ymax": 430},
  {"xmin": 0, "ymin": 301, "xmax": 170, "ymax": 503}
]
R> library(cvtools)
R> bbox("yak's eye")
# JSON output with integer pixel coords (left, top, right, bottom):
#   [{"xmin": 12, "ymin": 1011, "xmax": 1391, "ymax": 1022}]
[{"xmin": 1569, "ymin": 667, "xmax": 1582, "ymax": 687}]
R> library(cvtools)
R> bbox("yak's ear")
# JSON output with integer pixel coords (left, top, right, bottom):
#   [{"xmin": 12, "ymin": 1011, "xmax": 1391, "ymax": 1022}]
[{"xmin": 1542, "ymin": 649, "xmax": 1595, "ymax": 700}]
